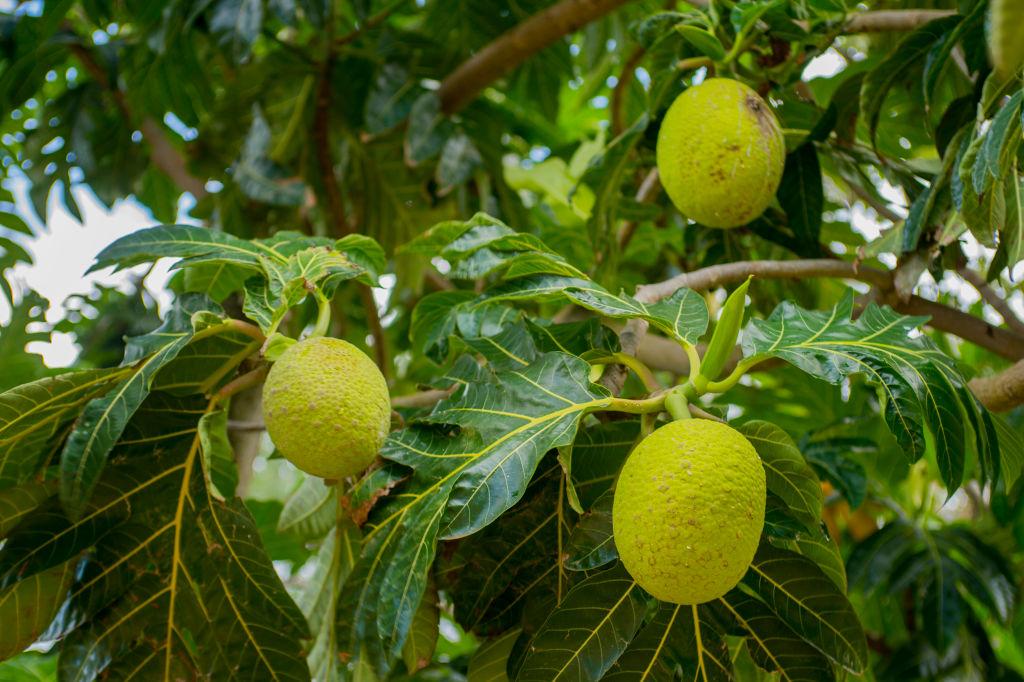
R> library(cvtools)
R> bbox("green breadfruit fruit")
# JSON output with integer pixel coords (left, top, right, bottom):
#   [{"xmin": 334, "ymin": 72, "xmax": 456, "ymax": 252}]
[
  {"xmin": 656, "ymin": 78, "xmax": 785, "ymax": 228},
  {"xmin": 262, "ymin": 337, "xmax": 390, "ymax": 480},
  {"xmin": 612, "ymin": 418, "xmax": 766, "ymax": 604}
]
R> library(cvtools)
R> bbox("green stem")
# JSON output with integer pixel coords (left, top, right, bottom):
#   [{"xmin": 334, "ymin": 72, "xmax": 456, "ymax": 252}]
[
  {"xmin": 602, "ymin": 394, "xmax": 666, "ymax": 415},
  {"xmin": 683, "ymin": 342, "xmax": 702, "ymax": 384},
  {"xmin": 703, "ymin": 357, "xmax": 760, "ymax": 394},
  {"xmin": 192, "ymin": 318, "xmax": 266, "ymax": 344},
  {"xmin": 664, "ymin": 390, "xmax": 691, "ymax": 421},
  {"xmin": 311, "ymin": 291, "xmax": 332, "ymax": 338}
]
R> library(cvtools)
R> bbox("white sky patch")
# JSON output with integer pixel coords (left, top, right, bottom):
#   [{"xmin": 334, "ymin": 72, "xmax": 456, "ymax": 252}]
[
  {"xmin": 1, "ymin": 174, "xmax": 188, "ymax": 365},
  {"xmin": 802, "ymin": 48, "xmax": 846, "ymax": 80}
]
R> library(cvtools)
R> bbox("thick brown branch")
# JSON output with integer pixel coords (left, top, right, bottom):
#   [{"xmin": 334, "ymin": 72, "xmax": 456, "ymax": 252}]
[
  {"xmin": 969, "ymin": 360, "xmax": 1024, "ymax": 413},
  {"xmin": 634, "ymin": 259, "xmax": 1024, "ymax": 361},
  {"xmin": 313, "ymin": 63, "xmax": 351, "ymax": 236},
  {"xmin": 957, "ymin": 268, "xmax": 1024, "ymax": 337},
  {"xmin": 67, "ymin": 42, "xmax": 208, "ymax": 199},
  {"xmin": 844, "ymin": 9, "xmax": 955, "ymax": 33},
  {"xmin": 438, "ymin": 0, "xmax": 633, "ymax": 115}
]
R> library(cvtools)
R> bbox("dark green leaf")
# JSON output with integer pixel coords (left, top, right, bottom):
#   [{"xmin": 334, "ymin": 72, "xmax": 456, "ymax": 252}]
[
  {"xmin": 744, "ymin": 544, "xmax": 867, "ymax": 673},
  {"xmin": 716, "ymin": 590, "xmax": 832, "ymax": 682},
  {"xmin": 777, "ymin": 143, "xmax": 823, "ymax": 248},
  {"xmin": 0, "ymin": 369, "xmax": 128, "ymax": 488},
  {"xmin": 516, "ymin": 563, "xmax": 649, "ymax": 682},
  {"xmin": 566, "ymin": 490, "xmax": 616, "ymax": 571},
  {"xmin": 743, "ymin": 293, "xmax": 988, "ymax": 490},
  {"xmin": 739, "ymin": 421, "xmax": 821, "ymax": 529}
]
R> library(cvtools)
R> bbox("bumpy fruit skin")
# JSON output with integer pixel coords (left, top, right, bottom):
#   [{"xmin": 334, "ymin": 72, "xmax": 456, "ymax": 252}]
[
  {"xmin": 612, "ymin": 419, "xmax": 766, "ymax": 604},
  {"xmin": 262, "ymin": 337, "xmax": 390, "ymax": 479},
  {"xmin": 656, "ymin": 78, "xmax": 785, "ymax": 228}
]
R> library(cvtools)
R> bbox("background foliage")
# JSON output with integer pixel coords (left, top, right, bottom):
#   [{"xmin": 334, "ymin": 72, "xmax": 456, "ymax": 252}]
[{"xmin": 1, "ymin": 0, "xmax": 1023, "ymax": 680}]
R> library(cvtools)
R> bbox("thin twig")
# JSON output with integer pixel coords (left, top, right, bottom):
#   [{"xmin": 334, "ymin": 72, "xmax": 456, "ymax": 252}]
[
  {"xmin": 957, "ymin": 268, "xmax": 1024, "ymax": 337},
  {"xmin": 359, "ymin": 285, "xmax": 390, "ymax": 380},
  {"xmin": 616, "ymin": 168, "xmax": 662, "ymax": 251},
  {"xmin": 612, "ymin": 46, "xmax": 645, "ymax": 136}
]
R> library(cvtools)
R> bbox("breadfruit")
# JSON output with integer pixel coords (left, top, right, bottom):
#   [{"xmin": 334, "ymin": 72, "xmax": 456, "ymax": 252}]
[
  {"xmin": 612, "ymin": 418, "xmax": 766, "ymax": 604},
  {"xmin": 262, "ymin": 337, "xmax": 390, "ymax": 479},
  {"xmin": 656, "ymin": 78, "xmax": 785, "ymax": 228}
]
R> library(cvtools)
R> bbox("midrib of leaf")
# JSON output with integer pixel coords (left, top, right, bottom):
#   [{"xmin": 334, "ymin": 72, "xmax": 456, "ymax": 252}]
[
  {"xmin": 642, "ymin": 605, "xmax": 681, "ymax": 681},
  {"xmin": 385, "ymin": 502, "xmax": 446, "ymax": 647},
  {"xmin": 0, "ymin": 369, "xmax": 130, "ymax": 444},
  {"xmin": 219, "ymin": 575, "xmax": 277, "ymax": 677},
  {"xmin": 553, "ymin": 580, "xmax": 640, "ymax": 680},
  {"xmin": 365, "ymin": 396, "xmax": 610, "ymax": 543},
  {"xmin": 770, "ymin": 343, "xmax": 920, "ymax": 457},
  {"xmin": 691, "ymin": 605, "xmax": 710, "ymax": 682},
  {"xmin": 6, "ymin": 463, "xmax": 186, "ymax": 579},
  {"xmin": 67, "ymin": 347, "xmax": 179, "ymax": 491},
  {"xmin": 749, "ymin": 561, "xmax": 859, "ymax": 663},
  {"xmin": 197, "ymin": 339, "xmax": 260, "ymax": 394},
  {"xmin": 163, "ymin": 422, "xmax": 203, "ymax": 679},
  {"xmin": 70, "ymin": 586, "xmax": 173, "ymax": 682},
  {"xmin": 716, "ymin": 597, "xmax": 791, "ymax": 682}
]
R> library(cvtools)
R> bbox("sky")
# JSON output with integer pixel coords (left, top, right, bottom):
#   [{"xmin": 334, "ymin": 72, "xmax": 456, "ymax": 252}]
[{"xmin": 0, "ymin": 49, "xmax": 1021, "ymax": 369}]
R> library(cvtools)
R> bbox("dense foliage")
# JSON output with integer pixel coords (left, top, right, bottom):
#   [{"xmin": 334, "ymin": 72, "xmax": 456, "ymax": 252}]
[{"xmin": 1, "ymin": 0, "xmax": 1023, "ymax": 680}]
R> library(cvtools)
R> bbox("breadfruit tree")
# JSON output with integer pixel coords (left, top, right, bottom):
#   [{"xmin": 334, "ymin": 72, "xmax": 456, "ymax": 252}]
[{"xmin": 1, "ymin": 0, "xmax": 1023, "ymax": 680}]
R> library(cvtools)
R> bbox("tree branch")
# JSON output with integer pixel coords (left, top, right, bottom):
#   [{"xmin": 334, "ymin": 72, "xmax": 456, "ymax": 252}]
[
  {"xmin": 957, "ymin": 267, "xmax": 1024, "ymax": 337},
  {"xmin": 969, "ymin": 360, "xmax": 1024, "ymax": 413},
  {"xmin": 632, "ymin": 259, "xmax": 1024, "ymax": 361},
  {"xmin": 843, "ymin": 9, "xmax": 955, "ymax": 33},
  {"xmin": 611, "ymin": 45, "xmax": 645, "ymax": 136},
  {"xmin": 67, "ymin": 41, "xmax": 208, "ymax": 199},
  {"xmin": 438, "ymin": 0, "xmax": 634, "ymax": 115}
]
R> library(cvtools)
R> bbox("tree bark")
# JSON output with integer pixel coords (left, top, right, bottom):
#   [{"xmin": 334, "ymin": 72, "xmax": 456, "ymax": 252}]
[{"xmin": 438, "ymin": 0, "xmax": 634, "ymax": 114}]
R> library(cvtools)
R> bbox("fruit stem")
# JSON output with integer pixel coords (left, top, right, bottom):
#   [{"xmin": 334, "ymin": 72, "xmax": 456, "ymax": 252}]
[
  {"xmin": 676, "ymin": 55, "xmax": 713, "ymax": 72},
  {"xmin": 664, "ymin": 389, "xmax": 691, "ymax": 421},
  {"xmin": 311, "ymin": 291, "xmax": 332, "ymax": 338},
  {"xmin": 192, "ymin": 318, "xmax": 266, "ymax": 345},
  {"xmin": 703, "ymin": 357, "xmax": 760, "ymax": 394},
  {"xmin": 211, "ymin": 365, "xmax": 270, "ymax": 403}
]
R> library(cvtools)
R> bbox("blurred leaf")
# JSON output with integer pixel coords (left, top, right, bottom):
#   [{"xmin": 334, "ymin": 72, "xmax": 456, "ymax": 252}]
[
  {"xmin": 989, "ymin": 0, "xmax": 1024, "ymax": 80},
  {"xmin": 860, "ymin": 15, "xmax": 961, "ymax": 148},
  {"xmin": 466, "ymin": 628, "xmax": 520, "ymax": 682}
]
